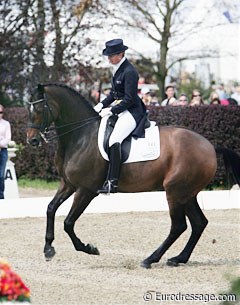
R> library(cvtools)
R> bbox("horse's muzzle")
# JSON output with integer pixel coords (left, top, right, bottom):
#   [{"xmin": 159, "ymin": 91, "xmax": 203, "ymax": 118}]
[{"xmin": 27, "ymin": 128, "xmax": 41, "ymax": 146}]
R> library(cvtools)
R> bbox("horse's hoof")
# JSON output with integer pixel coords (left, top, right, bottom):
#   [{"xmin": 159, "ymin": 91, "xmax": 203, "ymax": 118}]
[
  {"xmin": 140, "ymin": 259, "xmax": 152, "ymax": 269},
  {"xmin": 44, "ymin": 247, "xmax": 56, "ymax": 261},
  {"xmin": 167, "ymin": 256, "xmax": 187, "ymax": 267},
  {"xmin": 166, "ymin": 259, "xmax": 179, "ymax": 267},
  {"xmin": 86, "ymin": 243, "xmax": 100, "ymax": 255}
]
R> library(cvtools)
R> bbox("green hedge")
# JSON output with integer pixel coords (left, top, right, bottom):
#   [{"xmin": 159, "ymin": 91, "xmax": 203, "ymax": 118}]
[
  {"xmin": 148, "ymin": 105, "xmax": 240, "ymax": 187},
  {"xmin": 4, "ymin": 105, "xmax": 240, "ymax": 187}
]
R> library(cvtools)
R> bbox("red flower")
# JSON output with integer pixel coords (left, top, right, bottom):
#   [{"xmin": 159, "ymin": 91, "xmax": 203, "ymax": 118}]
[{"xmin": 0, "ymin": 259, "xmax": 31, "ymax": 302}]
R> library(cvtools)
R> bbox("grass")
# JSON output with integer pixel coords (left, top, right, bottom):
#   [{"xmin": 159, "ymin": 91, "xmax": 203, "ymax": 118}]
[
  {"xmin": 220, "ymin": 277, "xmax": 240, "ymax": 304},
  {"xmin": 18, "ymin": 178, "xmax": 59, "ymax": 190}
]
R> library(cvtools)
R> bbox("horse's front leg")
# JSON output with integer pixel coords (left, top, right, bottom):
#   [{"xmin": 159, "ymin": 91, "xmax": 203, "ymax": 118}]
[
  {"xmin": 64, "ymin": 187, "xmax": 100, "ymax": 255},
  {"xmin": 44, "ymin": 181, "xmax": 74, "ymax": 260}
]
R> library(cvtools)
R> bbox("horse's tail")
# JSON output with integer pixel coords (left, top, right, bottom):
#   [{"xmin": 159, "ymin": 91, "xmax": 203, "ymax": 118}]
[{"xmin": 215, "ymin": 147, "xmax": 240, "ymax": 186}]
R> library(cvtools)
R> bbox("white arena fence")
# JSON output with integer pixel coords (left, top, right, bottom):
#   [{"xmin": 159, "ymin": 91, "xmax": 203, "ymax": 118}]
[{"xmin": 0, "ymin": 190, "xmax": 239, "ymax": 219}]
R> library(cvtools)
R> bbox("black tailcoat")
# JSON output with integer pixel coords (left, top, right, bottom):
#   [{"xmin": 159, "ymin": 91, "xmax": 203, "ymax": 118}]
[{"xmin": 101, "ymin": 59, "xmax": 146, "ymax": 125}]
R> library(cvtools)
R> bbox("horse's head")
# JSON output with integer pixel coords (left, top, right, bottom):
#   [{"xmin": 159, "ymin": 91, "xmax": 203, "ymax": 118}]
[
  {"xmin": 26, "ymin": 84, "xmax": 55, "ymax": 146},
  {"xmin": 27, "ymin": 82, "xmax": 99, "ymax": 147}
]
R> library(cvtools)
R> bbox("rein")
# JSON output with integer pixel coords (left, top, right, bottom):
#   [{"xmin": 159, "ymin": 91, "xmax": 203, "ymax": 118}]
[{"xmin": 41, "ymin": 116, "xmax": 100, "ymax": 143}]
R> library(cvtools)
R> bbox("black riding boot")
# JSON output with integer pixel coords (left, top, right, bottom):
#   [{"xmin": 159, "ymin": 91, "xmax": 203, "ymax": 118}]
[{"xmin": 97, "ymin": 143, "xmax": 121, "ymax": 194}]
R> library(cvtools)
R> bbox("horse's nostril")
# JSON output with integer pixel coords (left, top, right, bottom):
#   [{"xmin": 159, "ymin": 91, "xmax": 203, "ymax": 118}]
[{"xmin": 30, "ymin": 138, "xmax": 40, "ymax": 146}]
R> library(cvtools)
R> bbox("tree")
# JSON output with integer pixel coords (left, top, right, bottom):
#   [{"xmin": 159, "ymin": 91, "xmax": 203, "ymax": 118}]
[
  {"xmin": 48, "ymin": 0, "xmax": 97, "ymax": 80},
  {"xmin": 0, "ymin": 0, "xmax": 31, "ymax": 104},
  {"xmin": 2, "ymin": 0, "xmax": 237, "ymax": 104},
  {"xmin": 25, "ymin": 0, "xmax": 100, "ymax": 85},
  {"xmin": 0, "ymin": 0, "xmax": 100, "ymax": 104},
  {"xmin": 107, "ymin": 0, "xmax": 238, "ymax": 100},
  {"xmin": 27, "ymin": 0, "xmax": 49, "ymax": 84}
]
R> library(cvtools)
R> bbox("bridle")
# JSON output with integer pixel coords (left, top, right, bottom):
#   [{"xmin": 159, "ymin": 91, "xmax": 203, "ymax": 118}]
[
  {"xmin": 27, "ymin": 85, "xmax": 100, "ymax": 143},
  {"xmin": 27, "ymin": 85, "xmax": 55, "ymax": 131}
]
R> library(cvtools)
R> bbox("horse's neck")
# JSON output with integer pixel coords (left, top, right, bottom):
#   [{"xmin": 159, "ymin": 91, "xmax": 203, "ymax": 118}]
[
  {"xmin": 49, "ymin": 92, "xmax": 95, "ymax": 127},
  {"xmin": 47, "ymin": 85, "xmax": 99, "ymax": 149},
  {"xmin": 57, "ymin": 119, "xmax": 99, "ymax": 160},
  {"xmin": 55, "ymin": 106, "xmax": 99, "ymax": 147},
  {"xmin": 56, "ymin": 108, "xmax": 92, "ymax": 125}
]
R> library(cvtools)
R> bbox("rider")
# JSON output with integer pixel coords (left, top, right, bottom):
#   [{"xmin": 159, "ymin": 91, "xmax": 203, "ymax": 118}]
[{"xmin": 94, "ymin": 38, "xmax": 147, "ymax": 194}]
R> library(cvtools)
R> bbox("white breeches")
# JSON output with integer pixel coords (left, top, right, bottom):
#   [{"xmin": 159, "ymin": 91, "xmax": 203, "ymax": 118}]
[{"xmin": 109, "ymin": 110, "xmax": 137, "ymax": 147}]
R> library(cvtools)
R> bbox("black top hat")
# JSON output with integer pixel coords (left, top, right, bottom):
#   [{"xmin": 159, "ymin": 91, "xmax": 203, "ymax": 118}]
[{"xmin": 102, "ymin": 39, "xmax": 128, "ymax": 56}]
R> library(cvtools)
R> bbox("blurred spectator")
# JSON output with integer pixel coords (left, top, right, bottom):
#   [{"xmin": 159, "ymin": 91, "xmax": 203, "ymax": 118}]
[
  {"xmin": 92, "ymin": 89, "xmax": 106, "ymax": 103},
  {"xmin": 161, "ymin": 85, "xmax": 176, "ymax": 106},
  {"xmin": 140, "ymin": 87, "xmax": 152, "ymax": 106},
  {"xmin": 219, "ymin": 99, "xmax": 229, "ymax": 105},
  {"xmin": 231, "ymin": 85, "xmax": 240, "ymax": 105},
  {"xmin": 189, "ymin": 89, "xmax": 204, "ymax": 106},
  {"xmin": 91, "ymin": 88, "xmax": 100, "ymax": 103},
  {"xmin": 177, "ymin": 94, "xmax": 188, "ymax": 106},
  {"xmin": 102, "ymin": 85, "xmax": 111, "ymax": 102},
  {"xmin": 138, "ymin": 76, "xmax": 146, "ymax": 96},
  {"xmin": 227, "ymin": 97, "xmax": 238, "ymax": 105},
  {"xmin": 216, "ymin": 83, "xmax": 228, "ymax": 100},
  {"xmin": 150, "ymin": 93, "xmax": 160, "ymax": 106},
  {"xmin": 209, "ymin": 91, "xmax": 221, "ymax": 105},
  {"xmin": 138, "ymin": 77, "xmax": 146, "ymax": 85},
  {"xmin": 168, "ymin": 97, "xmax": 178, "ymax": 106}
]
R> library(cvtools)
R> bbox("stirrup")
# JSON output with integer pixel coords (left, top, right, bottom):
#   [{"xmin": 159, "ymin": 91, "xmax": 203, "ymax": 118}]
[{"xmin": 97, "ymin": 180, "xmax": 118, "ymax": 195}]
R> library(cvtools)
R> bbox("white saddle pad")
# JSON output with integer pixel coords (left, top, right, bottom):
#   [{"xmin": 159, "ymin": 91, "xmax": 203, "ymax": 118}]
[{"xmin": 98, "ymin": 116, "xmax": 160, "ymax": 164}]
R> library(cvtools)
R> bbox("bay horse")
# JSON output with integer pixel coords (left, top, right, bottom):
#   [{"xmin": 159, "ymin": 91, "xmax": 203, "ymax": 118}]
[{"xmin": 26, "ymin": 83, "xmax": 240, "ymax": 269}]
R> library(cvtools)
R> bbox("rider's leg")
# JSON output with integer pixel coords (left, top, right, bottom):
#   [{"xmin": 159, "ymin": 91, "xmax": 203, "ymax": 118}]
[
  {"xmin": 98, "ymin": 110, "xmax": 136, "ymax": 194},
  {"xmin": 98, "ymin": 142, "xmax": 121, "ymax": 194}
]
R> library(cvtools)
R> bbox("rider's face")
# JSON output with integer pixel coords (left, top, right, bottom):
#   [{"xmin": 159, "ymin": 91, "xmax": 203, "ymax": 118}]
[{"xmin": 108, "ymin": 52, "xmax": 124, "ymax": 65}]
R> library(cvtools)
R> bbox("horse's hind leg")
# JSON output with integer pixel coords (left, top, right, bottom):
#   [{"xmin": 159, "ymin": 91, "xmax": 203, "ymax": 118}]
[
  {"xmin": 64, "ymin": 187, "xmax": 100, "ymax": 255},
  {"xmin": 44, "ymin": 182, "xmax": 74, "ymax": 260},
  {"xmin": 141, "ymin": 204, "xmax": 187, "ymax": 269},
  {"xmin": 167, "ymin": 197, "xmax": 208, "ymax": 266}
]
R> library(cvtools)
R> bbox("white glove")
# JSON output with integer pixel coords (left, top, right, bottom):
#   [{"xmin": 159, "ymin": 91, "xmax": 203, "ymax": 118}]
[
  {"xmin": 99, "ymin": 107, "xmax": 113, "ymax": 118},
  {"xmin": 94, "ymin": 103, "xmax": 103, "ymax": 113}
]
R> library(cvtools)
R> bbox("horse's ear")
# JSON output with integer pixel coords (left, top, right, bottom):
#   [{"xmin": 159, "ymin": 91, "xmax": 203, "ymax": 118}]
[{"xmin": 38, "ymin": 83, "xmax": 44, "ymax": 94}]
